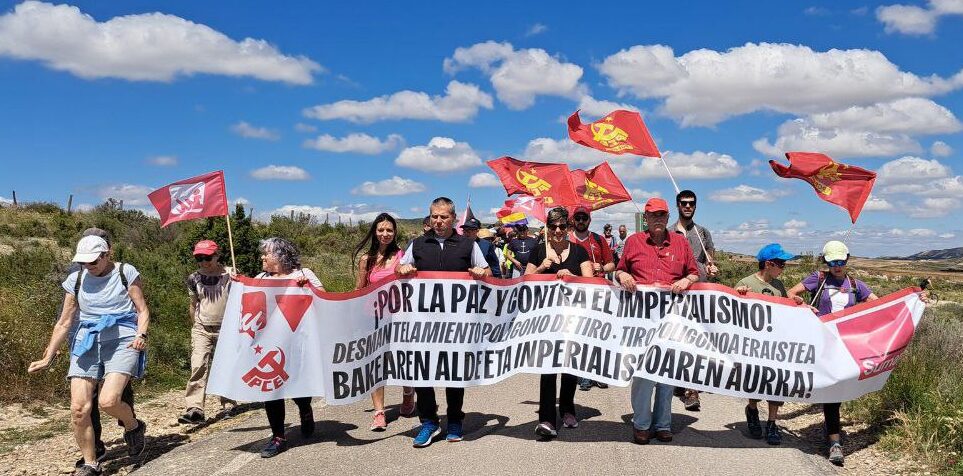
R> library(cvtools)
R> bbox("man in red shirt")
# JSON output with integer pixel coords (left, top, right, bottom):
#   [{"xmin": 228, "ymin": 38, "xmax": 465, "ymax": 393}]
[
  {"xmin": 568, "ymin": 205, "xmax": 615, "ymax": 391},
  {"xmin": 614, "ymin": 197, "xmax": 699, "ymax": 445}
]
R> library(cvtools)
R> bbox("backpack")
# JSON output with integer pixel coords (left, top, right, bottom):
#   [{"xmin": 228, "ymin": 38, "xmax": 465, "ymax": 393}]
[
  {"xmin": 74, "ymin": 262, "xmax": 129, "ymax": 306},
  {"xmin": 811, "ymin": 271, "xmax": 863, "ymax": 306}
]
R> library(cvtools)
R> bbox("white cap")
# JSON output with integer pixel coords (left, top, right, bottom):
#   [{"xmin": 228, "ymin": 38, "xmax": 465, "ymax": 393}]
[
  {"xmin": 822, "ymin": 240, "xmax": 850, "ymax": 262},
  {"xmin": 72, "ymin": 235, "xmax": 109, "ymax": 263}
]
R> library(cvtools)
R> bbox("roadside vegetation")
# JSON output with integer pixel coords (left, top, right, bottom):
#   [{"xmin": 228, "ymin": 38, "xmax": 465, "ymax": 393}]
[{"xmin": 2, "ymin": 203, "xmax": 961, "ymax": 471}]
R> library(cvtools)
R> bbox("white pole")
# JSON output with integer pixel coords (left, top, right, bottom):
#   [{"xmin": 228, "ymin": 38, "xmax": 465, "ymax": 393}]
[{"xmin": 659, "ymin": 157, "xmax": 713, "ymax": 265}]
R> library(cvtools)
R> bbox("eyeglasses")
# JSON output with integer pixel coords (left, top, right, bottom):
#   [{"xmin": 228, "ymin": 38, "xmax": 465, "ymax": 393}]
[
  {"xmin": 195, "ymin": 255, "xmax": 215, "ymax": 262},
  {"xmin": 573, "ymin": 215, "xmax": 590, "ymax": 222},
  {"xmin": 548, "ymin": 223, "xmax": 568, "ymax": 230},
  {"xmin": 827, "ymin": 259, "xmax": 848, "ymax": 267},
  {"xmin": 678, "ymin": 200, "xmax": 696, "ymax": 208},
  {"xmin": 768, "ymin": 260, "xmax": 786, "ymax": 269}
]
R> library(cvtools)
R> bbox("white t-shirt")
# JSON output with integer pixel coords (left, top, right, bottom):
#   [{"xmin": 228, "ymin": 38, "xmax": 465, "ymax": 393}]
[
  {"xmin": 62, "ymin": 264, "xmax": 140, "ymax": 339},
  {"xmin": 256, "ymin": 267, "xmax": 324, "ymax": 290},
  {"xmin": 399, "ymin": 242, "xmax": 489, "ymax": 268}
]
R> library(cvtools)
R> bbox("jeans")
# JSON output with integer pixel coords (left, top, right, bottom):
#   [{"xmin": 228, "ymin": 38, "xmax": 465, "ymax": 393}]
[
  {"xmin": 631, "ymin": 377, "xmax": 673, "ymax": 432},
  {"xmin": 538, "ymin": 373, "xmax": 577, "ymax": 425}
]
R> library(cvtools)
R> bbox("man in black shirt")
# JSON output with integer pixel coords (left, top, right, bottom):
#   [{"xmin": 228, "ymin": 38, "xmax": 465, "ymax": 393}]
[{"xmin": 506, "ymin": 224, "xmax": 538, "ymax": 278}]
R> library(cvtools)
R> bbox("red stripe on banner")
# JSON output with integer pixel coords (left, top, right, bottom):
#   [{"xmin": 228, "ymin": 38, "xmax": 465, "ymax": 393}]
[{"xmin": 819, "ymin": 287, "xmax": 922, "ymax": 323}]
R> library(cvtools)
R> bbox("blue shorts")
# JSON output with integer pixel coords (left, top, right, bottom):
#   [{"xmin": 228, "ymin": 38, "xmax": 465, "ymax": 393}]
[{"xmin": 68, "ymin": 334, "xmax": 145, "ymax": 380}]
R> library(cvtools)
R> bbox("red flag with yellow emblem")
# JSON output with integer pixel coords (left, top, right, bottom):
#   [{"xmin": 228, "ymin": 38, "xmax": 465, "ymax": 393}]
[
  {"xmin": 571, "ymin": 162, "xmax": 632, "ymax": 211},
  {"xmin": 568, "ymin": 109, "xmax": 661, "ymax": 158},
  {"xmin": 487, "ymin": 157, "xmax": 580, "ymax": 207},
  {"xmin": 769, "ymin": 152, "xmax": 876, "ymax": 223}
]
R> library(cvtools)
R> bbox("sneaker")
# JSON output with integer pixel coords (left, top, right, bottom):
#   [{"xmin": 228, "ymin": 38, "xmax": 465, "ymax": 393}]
[
  {"xmin": 593, "ymin": 381, "xmax": 609, "ymax": 389},
  {"xmin": 399, "ymin": 389, "xmax": 416, "ymax": 417},
  {"xmin": 579, "ymin": 378, "xmax": 592, "ymax": 391},
  {"xmin": 562, "ymin": 413, "xmax": 578, "ymax": 429},
  {"xmin": 412, "ymin": 421, "xmax": 441, "ymax": 448},
  {"xmin": 75, "ymin": 463, "xmax": 102, "ymax": 476},
  {"xmin": 260, "ymin": 436, "xmax": 286, "ymax": 458},
  {"xmin": 765, "ymin": 420, "xmax": 782, "ymax": 445},
  {"xmin": 683, "ymin": 390, "xmax": 701, "ymax": 411},
  {"xmin": 535, "ymin": 422, "xmax": 557, "ymax": 438},
  {"xmin": 178, "ymin": 407, "xmax": 205, "ymax": 424},
  {"xmin": 74, "ymin": 442, "xmax": 106, "ymax": 468},
  {"xmin": 299, "ymin": 407, "xmax": 315, "ymax": 438},
  {"xmin": 745, "ymin": 405, "xmax": 762, "ymax": 439},
  {"xmin": 633, "ymin": 428, "xmax": 651, "ymax": 445},
  {"xmin": 370, "ymin": 411, "xmax": 387, "ymax": 432},
  {"xmin": 445, "ymin": 422, "xmax": 464, "ymax": 442},
  {"xmin": 829, "ymin": 442, "xmax": 845, "ymax": 466},
  {"xmin": 123, "ymin": 419, "xmax": 147, "ymax": 457},
  {"xmin": 655, "ymin": 430, "xmax": 673, "ymax": 442}
]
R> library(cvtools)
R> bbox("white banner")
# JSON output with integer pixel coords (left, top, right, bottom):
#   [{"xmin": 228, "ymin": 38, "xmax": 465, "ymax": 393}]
[{"xmin": 207, "ymin": 272, "xmax": 925, "ymax": 405}]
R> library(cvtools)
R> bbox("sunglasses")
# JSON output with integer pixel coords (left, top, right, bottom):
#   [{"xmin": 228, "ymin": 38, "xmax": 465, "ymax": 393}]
[
  {"xmin": 573, "ymin": 215, "xmax": 590, "ymax": 222},
  {"xmin": 195, "ymin": 254, "xmax": 215, "ymax": 262},
  {"xmin": 768, "ymin": 260, "xmax": 786, "ymax": 269},
  {"xmin": 678, "ymin": 200, "xmax": 696, "ymax": 208},
  {"xmin": 827, "ymin": 259, "xmax": 848, "ymax": 267},
  {"xmin": 548, "ymin": 223, "xmax": 568, "ymax": 230}
]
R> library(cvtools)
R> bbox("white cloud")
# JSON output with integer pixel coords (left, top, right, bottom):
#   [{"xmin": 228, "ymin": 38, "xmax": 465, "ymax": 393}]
[
  {"xmin": 716, "ymin": 222, "xmax": 960, "ymax": 257},
  {"xmin": 809, "ymin": 98, "xmax": 962, "ymax": 135},
  {"xmin": 0, "ymin": 196, "xmax": 12, "ymax": 205},
  {"xmin": 612, "ymin": 151, "xmax": 741, "ymax": 180},
  {"xmin": 302, "ymin": 80, "xmax": 493, "ymax": 123},
  {"xmin": 575, "ymin": 95, "xmax": 640, "ymax": 118},
  {"xmin": 232, "ymin": 197, "xmax": 250, "ymax": 206},
  {"xmin": 931, "ymin": 140, "xmax": 953, "ymax": 157},
  {"xmin": 303, "ymin": 133, "xmax": 404, "ymax": 154},
  {"xmin": 877, "ymin": 156, "xmax": 951, "ymax": 187},
  {"xmin": 863, "ymin": 196, "xmax": 895, "ymax": 211},
  {"xmin": 0, "ymin": 1, "xmax": 320, "ymax": 84},
  {"xmin": 468, "ymin": 172, "xmax": 501, "ymax": 188},
  {"xmin": 444, "ymin": 41, "xmax": 585, "ymax": 109},
  {"xmin": 520, "ymin": 137, "xmax": 612, "ymax": 166},
  {"xmin": 96, "ymin": 184, "xmax": 152, "ymax": 206},
  {"xmin": 940, "ymin": 232, "xmax": 957, "ymax": 238},
  {"xmin": 908, "ymin": 197, "xmax": 961, "ymax": 218},
  {"xmin": 784, "ymin": 219, "xmax": 808, "ymax": 228},
  {"xmin": 874, "ymin": 156, "xmax": 963, "ymax": 217},
  {"xmin": 250, "ymin": 165, "xmax": 309, "ymax": 181},
  {"xmin": 876, "ymin": 0, "xmax": 963, "ymax": 35},
  {"xmin": 598, "ymin": 42, "xmax": 963, "ymax": 126},
  {"xmin": 231, "ymin": 121, "xmax": 279, "ymax": 141},
  {"xmin": 710, "ymin": 184, "xmax": 789, "ymax": 202},
  {"xmin": 629, "ymin": 188, "xmax": 662, "ymax": 199},
  {"xmin": 525, "ymin": 23, "xmax": 548, "ymax": 37},
  {"xmin": 294, "ymin": 123, "xmax": 317, "ymax": 133},
  {"xmin": 265, "ymin": 203, "xmax": 389, "ymax": 224},
  {"xmin": 395, "ymin": 137, "xmax": 481, "ymax": 172},
  {"xmin": 352, "ymin": 176, "xmax": 426, "ymax": 196},
  {"xmin": 753, "ymin": 119, "xmax": 922, "ymax": 158},
  {"xmin": 147, "ymin": 155, "xmax": 177, "ymax": 166}
]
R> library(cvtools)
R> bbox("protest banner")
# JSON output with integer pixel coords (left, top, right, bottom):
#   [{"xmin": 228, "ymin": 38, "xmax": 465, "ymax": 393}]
[{"xmin": 207, "ymin": 273, "xmax": 925, "ymax": 405}]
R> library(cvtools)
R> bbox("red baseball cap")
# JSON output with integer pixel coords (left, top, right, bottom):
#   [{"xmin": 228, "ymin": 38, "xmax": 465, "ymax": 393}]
[
  {"xmin": 644, "ymin": 198, "xmax": 669, "ymax": 213},
  {"xmin": 193, "ymin": 240, "xmax": 219, "ymax": 256},
  {"xmin": 572, "ymin": 205, "xmax": 591, "ymax": 217}
]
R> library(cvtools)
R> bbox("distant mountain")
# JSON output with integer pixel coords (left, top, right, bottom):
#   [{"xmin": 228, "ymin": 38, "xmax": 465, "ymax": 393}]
[{"xmin": 899, "ymin": 247, "xmax": 963, "ymax": 260}]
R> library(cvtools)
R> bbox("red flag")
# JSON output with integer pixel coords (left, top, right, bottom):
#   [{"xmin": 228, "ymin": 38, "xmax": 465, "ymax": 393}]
[
  {"xmin": 148, "ymin": 170, "xmax": 229, "ymax": 227},
  {"xmin": 571, "ymin": 162, "xmax": 633, "ymax": 211},
  {"xmin": 568, "ymin": 109, "xmax": 661, "ymax": 158},
  {"xmin": 487, "ymin": 157, "xmax": 580, "ymax": 207},
  {"xmin": 769, "ymin": 152, "xmax": 876, "ymax": 223}
]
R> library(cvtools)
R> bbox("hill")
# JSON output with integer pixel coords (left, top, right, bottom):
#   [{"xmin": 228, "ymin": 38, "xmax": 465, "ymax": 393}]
[{"xmin": 898, "ymin": 246, "xmax": 963, "ymax": 261}]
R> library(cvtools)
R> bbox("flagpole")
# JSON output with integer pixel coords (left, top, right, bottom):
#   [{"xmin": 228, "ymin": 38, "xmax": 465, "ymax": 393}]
[
  {"xmin": 659, "ymin": 157, "xmax": 713, "ymax": 266},
  {"xmin": 225, "ymin": 214, "xmax": 238, "ymax": 271}
]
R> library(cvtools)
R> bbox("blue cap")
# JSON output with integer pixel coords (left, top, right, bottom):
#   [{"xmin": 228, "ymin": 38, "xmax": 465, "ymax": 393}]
[{"xmin": 756, "ymin": 243, "xmax": 796, "ymax": 262}]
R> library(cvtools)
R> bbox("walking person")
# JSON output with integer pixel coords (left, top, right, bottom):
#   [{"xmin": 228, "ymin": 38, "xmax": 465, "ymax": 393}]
[
  {"xmin": 353, "ymin": 213, "xmax": 416, "ymax": 431},
  {"xmin": 396, "ymin": 197, "xmax": 491, "ymax": 448},
  {"xmin": 254, "ymin": 237, "xmax": 324, "ymax": 458},
  {"xmin": 734, "ymin": 243, "xmax": 805, "ymax": 445},
  {"xmin": 568, "ymin": 206, "xmax": 615, "ymax": 391},
  {"xmin": 525, "ymin": 207, "xmax": 593, "ymax": 439},
  {"xmin": 506, "ymin": 224, "xmax": 537, "ymax": 278},
  {"xmin": 461, "ymin": 217, "xmax": 502, "ymax": 278},
  {"xmin": 28, "ymin": 235, "xmax": 150, "ymax": 476},
  {"xmin": 671, "ymin": 190, "xmax": 717, "ymax": 411},
  {"xmin": 614, "ymin": 198, "xmax": 699, "ymax": 445},
  {"xmin": 788, "ymin": 241, "xmax": 878, "ymax": 466},
  {"xmin": 179, "ymin": 240, "xmax": 236, "ymax": 424}
]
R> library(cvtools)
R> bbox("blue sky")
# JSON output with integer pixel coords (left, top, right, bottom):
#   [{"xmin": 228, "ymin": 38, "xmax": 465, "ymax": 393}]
[{"xmin": 1, "ymin": 0, "xmax": 961, "ymax": 257}]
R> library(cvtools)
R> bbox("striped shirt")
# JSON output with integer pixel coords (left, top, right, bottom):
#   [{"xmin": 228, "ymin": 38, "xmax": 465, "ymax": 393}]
[{"xmin": 616, "ymin": 231, "xmax": 698, "ymax": 285}]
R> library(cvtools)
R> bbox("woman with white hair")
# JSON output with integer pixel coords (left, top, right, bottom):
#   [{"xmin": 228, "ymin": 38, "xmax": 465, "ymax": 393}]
[
  {"xmin": 28, "ymin": 235, "xmax": 150, "ymax": 476},
  {"xmin": 255, "ymin": 237, "xmax": 323, "ymax": 458},
  {"xmin": 788, "ymin": 240, "xmax": 878, "ymax": 467}
]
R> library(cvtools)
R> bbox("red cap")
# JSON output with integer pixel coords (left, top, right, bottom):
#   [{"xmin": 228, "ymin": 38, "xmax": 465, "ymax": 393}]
[
  {"xmin": 193, "ymin": 240, "xmax": 219, "ymax": 256},
  {"xmin": 572, "ymin": 205, "xmax": 591, "ymax": 217},
  {"xmin": 644, "ymin": 198, "xmax": 669, "ymax": 213}
]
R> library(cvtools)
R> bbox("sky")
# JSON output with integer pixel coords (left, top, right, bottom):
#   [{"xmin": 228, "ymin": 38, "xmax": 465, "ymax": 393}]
[{"xmin": 1, "ymin": 0, "xmax": 961, "ymax": 257}]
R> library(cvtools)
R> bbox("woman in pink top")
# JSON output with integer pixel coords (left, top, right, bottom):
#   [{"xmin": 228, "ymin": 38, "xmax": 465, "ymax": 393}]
[{"xmin": 353, "ymin": 213, "xmax": 415, "ymax": 431}]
